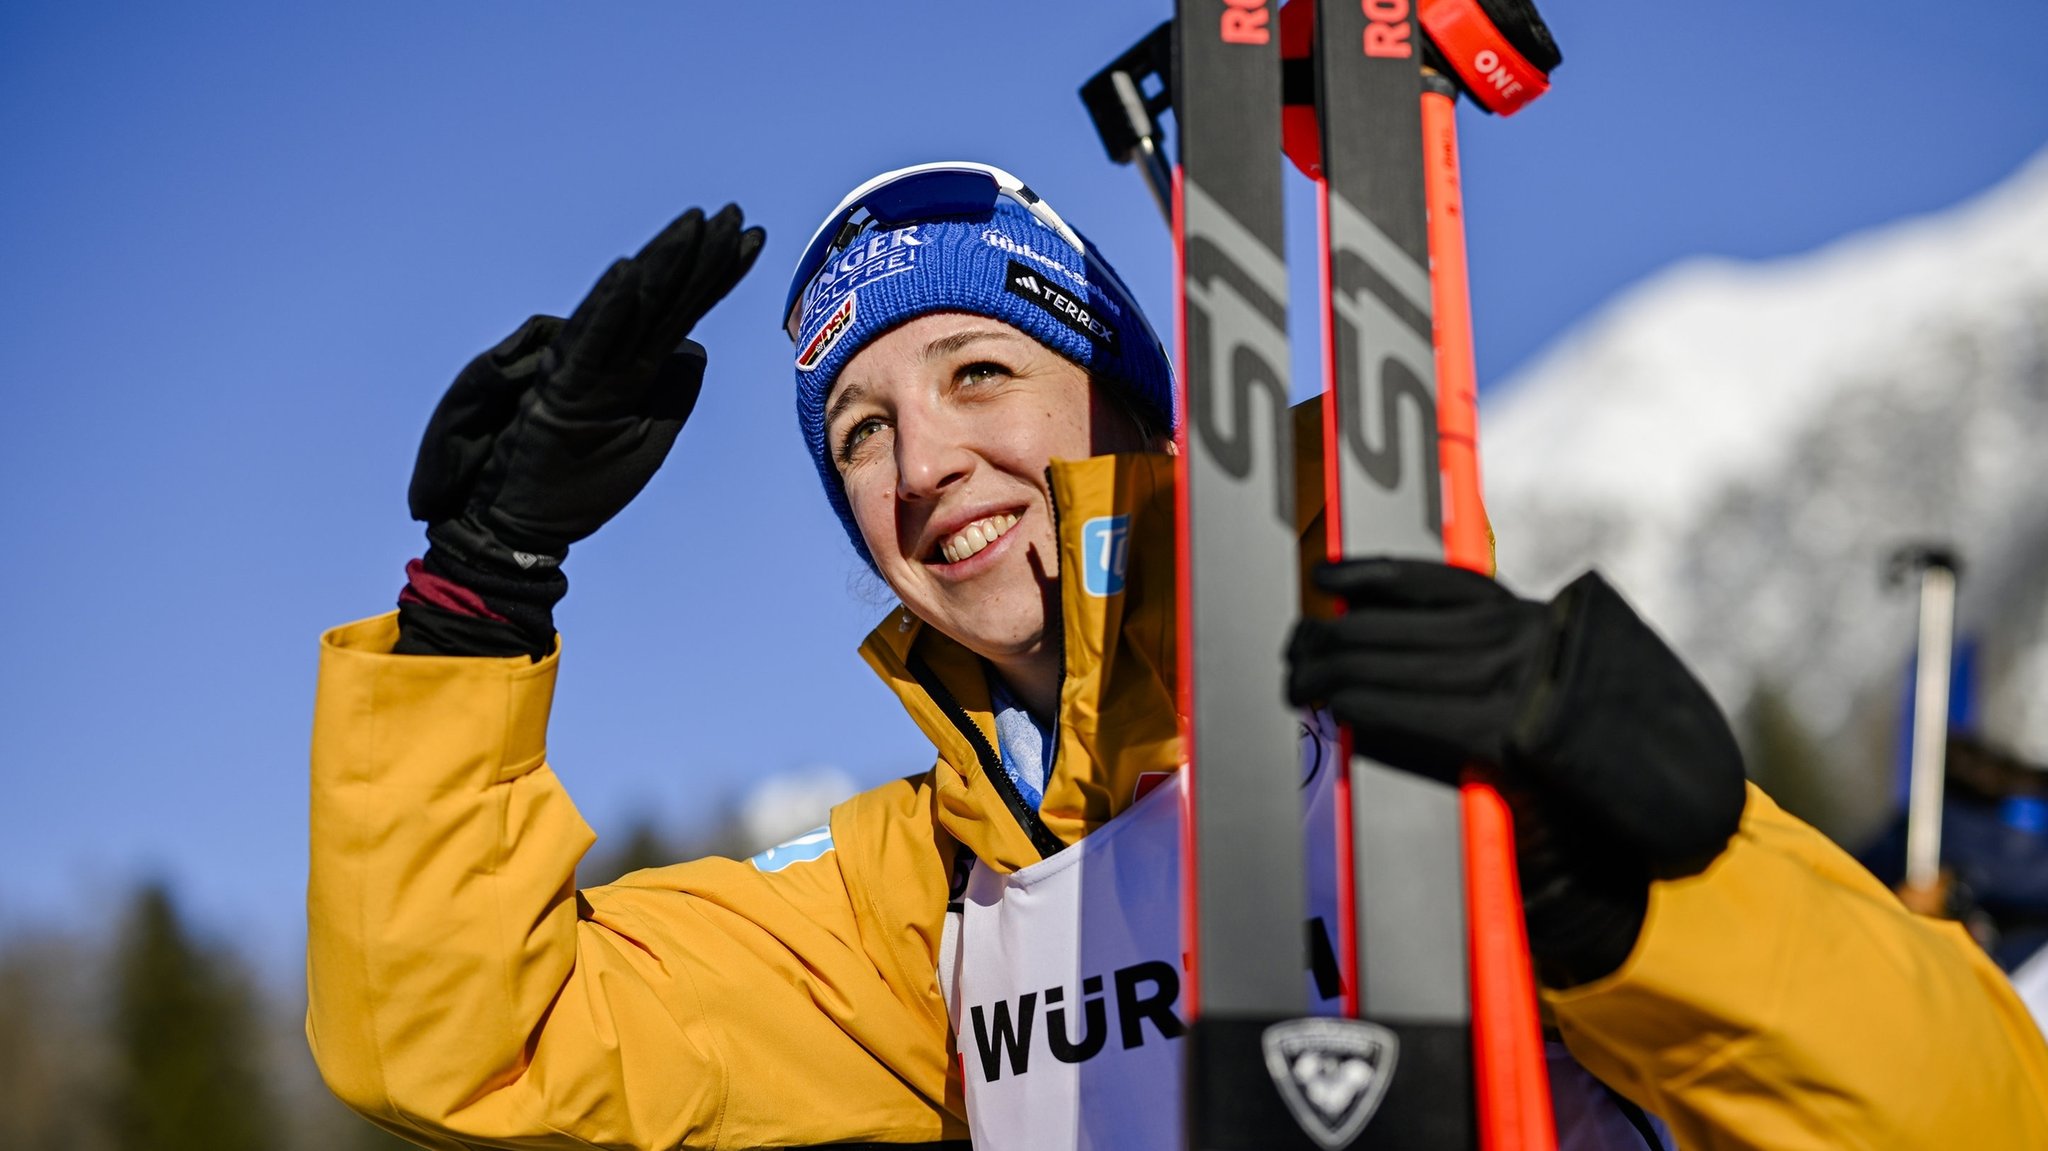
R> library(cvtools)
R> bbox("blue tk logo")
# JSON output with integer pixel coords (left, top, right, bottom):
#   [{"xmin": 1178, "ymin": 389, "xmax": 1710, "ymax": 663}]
[{"xmin": 1081, "ymin": 516, "xmax": 1131, "ymax": 597}]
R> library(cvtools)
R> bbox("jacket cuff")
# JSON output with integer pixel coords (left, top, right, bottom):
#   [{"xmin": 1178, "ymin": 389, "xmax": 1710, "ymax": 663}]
[{"xmin": 317, "ymin": 613, "xmax": 559, "ymax": 786}]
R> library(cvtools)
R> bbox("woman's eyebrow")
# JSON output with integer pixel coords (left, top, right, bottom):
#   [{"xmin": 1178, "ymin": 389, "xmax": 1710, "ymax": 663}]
[
  {"xmin": 824, "ymin": 381, "xmax": 870, "ymax": 432},
  {"xmin": 921, "ymin": 328, "xmax": 1019, "ymax": 361}
]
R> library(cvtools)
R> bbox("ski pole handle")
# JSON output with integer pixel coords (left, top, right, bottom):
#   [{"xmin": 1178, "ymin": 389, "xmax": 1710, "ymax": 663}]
[
  {"xmin": 1889, "ymin": 546, "xmax": 1961, "ymax": 900},
  {"xmin": 1079, "ymin": 21, "xmax": 1177, "ymax": 225}
]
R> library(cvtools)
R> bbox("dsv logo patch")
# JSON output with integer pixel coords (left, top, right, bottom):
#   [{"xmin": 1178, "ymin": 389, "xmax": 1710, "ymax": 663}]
[
  {"xmin": 796, "ymin": 292, "xmax": 856, "ymax": 371},
  {"xmin": 1005, "ymin": 260, "xmax": 1119, "ymax": 351},
  {"xmin": 966, "ymin": 960, "xmax": 1184, "ymax": 1081}
]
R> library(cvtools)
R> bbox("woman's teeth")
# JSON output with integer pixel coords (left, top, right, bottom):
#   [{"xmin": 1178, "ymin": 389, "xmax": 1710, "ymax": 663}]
[{"xmin": 939, "ymin": 513, "xmax": 1020, "ymax": 563}]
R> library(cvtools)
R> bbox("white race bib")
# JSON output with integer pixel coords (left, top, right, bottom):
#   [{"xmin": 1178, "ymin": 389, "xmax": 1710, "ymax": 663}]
[{"xmin": 941, "ymin": 717, "xmax": 1343, "ymax": 1151}]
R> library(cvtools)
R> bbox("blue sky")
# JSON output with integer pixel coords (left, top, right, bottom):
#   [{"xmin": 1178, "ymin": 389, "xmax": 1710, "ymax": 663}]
[{"xmin": 3, "ymin": 0, "xmax": 2044, "ymax": 967}]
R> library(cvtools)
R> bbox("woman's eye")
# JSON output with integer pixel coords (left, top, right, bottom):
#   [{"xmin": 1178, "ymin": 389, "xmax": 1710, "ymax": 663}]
[
  {"xmin": 959, "ymin": 361, "xmax": 1011, "ymax": 386},
  {"xmin": 837, "ymin": 418, "xmax": 883, "ymax": 463}
]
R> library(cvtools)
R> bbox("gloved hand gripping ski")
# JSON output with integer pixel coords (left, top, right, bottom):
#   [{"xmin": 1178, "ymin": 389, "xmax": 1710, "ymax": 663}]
[
  {"xmin": 1288, "ymin": 559, "xmax": 1750, "ymax": 986},
  {"xmin": 396, "ymin": 205, "xmax": 766, "ymax": 659}
]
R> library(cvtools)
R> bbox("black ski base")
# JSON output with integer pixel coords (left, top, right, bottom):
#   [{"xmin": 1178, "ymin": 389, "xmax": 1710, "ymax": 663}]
[
  {"xmin": 1364, "ymin": 1019, "xmax": 1477, "ymax": 1149},
  {"xmin": 1187, "ymin": 1015, "xmax": 1331, "ymax": 1151},
  {"xmin": 1187, "ymin": 1015, "xmax": 1475, "ymax": 1149}
]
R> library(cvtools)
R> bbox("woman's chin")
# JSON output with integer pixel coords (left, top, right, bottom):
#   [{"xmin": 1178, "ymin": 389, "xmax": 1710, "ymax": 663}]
[
  {"xmin": 927, "ymin": 599, "xmax": 1053, "ymax": 668},
  {"xmin": 895, "ymin": 548, "xmax": 1061, "ymax": 660}
]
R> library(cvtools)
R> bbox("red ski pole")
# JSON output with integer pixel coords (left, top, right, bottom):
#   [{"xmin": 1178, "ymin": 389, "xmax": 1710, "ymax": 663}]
[
  {"xmin": 1418, "ymin": 2, "xmax": 1564, "ymax": 1146},
  {"xmin": 1421, "ymin": 76, "xmax": 1554, "ymax": 1151}
]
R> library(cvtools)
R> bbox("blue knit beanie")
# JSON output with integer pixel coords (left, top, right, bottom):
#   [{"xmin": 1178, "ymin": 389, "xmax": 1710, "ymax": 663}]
[{"xmin": 790, "ymin": 190, "xmax": 1175, "ymax": 567}]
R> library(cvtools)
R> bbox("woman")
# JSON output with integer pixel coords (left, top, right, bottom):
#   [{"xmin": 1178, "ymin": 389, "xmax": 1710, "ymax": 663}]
[{"xmin": 307, "ymin": 165, "xmax": 2048, "ymax": 1150}]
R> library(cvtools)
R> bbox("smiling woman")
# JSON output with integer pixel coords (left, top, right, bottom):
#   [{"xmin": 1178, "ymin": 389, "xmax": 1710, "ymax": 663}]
[
  {"xmin": 303, "ymin": 158, "xmax": 2048, "ymax": 1151},
  {"xmin": 827, "ymin": 315, "xmax": 1163, "ymax": 717},
  {"xmin": 783, "ymin": 162, "xmax": 1179, "ymax": 722}
]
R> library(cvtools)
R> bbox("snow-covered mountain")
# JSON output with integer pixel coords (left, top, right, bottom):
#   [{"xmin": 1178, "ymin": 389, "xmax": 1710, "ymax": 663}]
[
  {"xmin": 1482, "ymin": 150, "xmax": 2048, "ymax": 837},
  {"xmin": 737, "ymin": 764, "xmax": 858, "ymax": 853}
]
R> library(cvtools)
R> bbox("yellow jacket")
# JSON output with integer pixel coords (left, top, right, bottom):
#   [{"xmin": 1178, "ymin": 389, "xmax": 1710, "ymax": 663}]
[{"xmin": 308, "ymin": 451, "xmax": 2048, "ymax": 1150}]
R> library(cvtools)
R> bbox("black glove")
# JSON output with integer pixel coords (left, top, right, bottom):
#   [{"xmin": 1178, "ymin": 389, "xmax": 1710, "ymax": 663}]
[
  {"xmin": 395, "ymin": 204, "xmax": 765, "ymax": 659},
  {"xmin": 1286, "ymin": 559, "xmax": 1748, "ymax": 985}
]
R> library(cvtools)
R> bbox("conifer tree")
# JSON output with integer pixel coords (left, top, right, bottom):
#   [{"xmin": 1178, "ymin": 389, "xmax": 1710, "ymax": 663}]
[{"xmin": 110, "ymin": 881, "xmax": 278, "ymax": 1151}]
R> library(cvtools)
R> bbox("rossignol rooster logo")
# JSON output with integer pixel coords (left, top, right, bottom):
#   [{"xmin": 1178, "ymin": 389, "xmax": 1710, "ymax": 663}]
[{"xmin": 1262, "ymin": 1018, "xmax": 1398, "ymax": 1149}]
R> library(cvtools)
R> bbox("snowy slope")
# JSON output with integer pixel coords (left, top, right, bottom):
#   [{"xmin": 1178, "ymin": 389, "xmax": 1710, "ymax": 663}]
[{"xmin": 1482, "ymin": 150, "xmax": 2048, "ymax": 829}]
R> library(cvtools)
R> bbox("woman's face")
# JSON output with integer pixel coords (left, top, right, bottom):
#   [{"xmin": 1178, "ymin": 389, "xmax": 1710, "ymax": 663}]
[{"xmin": 825, "ymin": 312, "xmax": 1155, "ymax": 666}]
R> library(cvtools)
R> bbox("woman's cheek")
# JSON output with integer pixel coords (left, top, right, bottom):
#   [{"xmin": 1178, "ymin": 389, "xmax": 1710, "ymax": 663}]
[
  {"xmin": 844, "ymin": 480, "xmax": 895, "ymax": 558},
  {"xmin": 1033, "ymin": 509, "xmax": 1061, "ymax": 580}
]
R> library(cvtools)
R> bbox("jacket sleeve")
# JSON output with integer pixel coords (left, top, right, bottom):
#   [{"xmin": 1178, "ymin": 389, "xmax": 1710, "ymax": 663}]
[
  {"xmin": 1546, "ymin": 782, "xmax": 2048, "ymax": 1150},
  {"xmin": 305, "ymin": 614, "xmax": 960, "ymax": 1151}
]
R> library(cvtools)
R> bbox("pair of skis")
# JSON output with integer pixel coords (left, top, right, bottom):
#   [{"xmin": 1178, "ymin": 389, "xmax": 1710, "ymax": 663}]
[{"xmin": 1084, "ymin": 2, "xmax": 1559, "ymax": 1147}]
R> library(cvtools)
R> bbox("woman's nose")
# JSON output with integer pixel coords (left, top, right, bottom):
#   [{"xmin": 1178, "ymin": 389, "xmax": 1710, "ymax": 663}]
[{"xmin": 893, "ymin": 407, "xmax": 976, "ymax": 503}]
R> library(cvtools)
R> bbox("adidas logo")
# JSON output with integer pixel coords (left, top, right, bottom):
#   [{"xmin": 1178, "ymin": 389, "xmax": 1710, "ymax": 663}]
[{"xmin": 1002, "ymin": 259, "xmax": 1118, "ymax": 351}]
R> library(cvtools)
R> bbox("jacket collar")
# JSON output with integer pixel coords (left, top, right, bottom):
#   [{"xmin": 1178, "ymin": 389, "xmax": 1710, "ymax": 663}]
[{"xmin": 859, "ymin": 452, "xmax": 1184, "ymax": 873}]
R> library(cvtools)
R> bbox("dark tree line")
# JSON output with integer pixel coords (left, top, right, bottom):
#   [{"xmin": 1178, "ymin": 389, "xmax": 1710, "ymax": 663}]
[
  {"xmin": 0, "ymin": 811, "xmax": 748, "ymax": 1151},
  {"xmin": 0, "ymin": 881, "xmax": 411, "ymax": 1151}
]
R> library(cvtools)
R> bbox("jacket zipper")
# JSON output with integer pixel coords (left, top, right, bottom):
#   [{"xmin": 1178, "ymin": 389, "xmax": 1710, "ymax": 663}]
[
  {"xmin": 905, "ymin": 650, "xmax": 1067, "ymax": 860},
  {"xmin": 1040, "ymin": 464, "xmax": 1070, "ymax": 742}
]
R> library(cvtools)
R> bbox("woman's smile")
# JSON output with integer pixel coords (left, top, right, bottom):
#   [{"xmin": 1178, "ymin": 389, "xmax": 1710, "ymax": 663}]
[{"xmin": 934, "ymin": 509, "xmax": 1024, "ymax": 566}]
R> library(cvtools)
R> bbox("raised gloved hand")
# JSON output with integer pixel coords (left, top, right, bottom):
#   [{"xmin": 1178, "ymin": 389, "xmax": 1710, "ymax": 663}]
[
  {"xmin": 1286, "ymin": 558, "xmax": 1749, "ymax": 986},
  {"xmin": 396, "ymin": 204, "xmax": 765, "ymax": 659}
]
